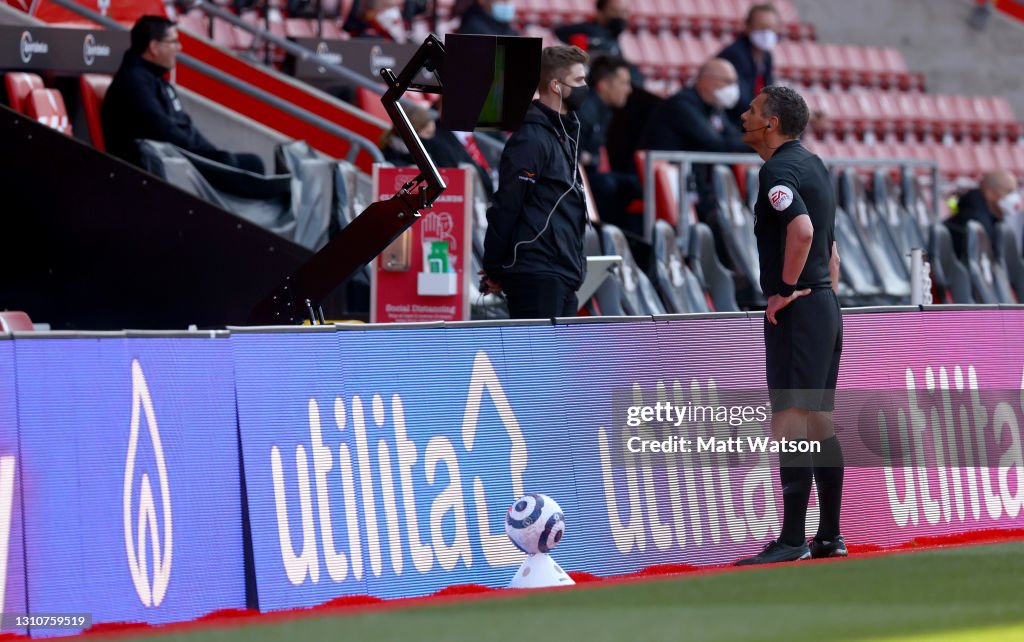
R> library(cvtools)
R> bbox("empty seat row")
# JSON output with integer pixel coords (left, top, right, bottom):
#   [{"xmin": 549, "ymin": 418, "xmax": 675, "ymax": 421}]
[
  {"xmin": 3, "ymin": 72, "xmax": 72, "ymax": 136},
  {"xmin": 774, "ymin": 40, "xmax": 922, "ymax": 91},
  {"xmin": 617, "ymin": 32, "xmax": 916, "ymax": 93},
  {"xmin": 4, "ymin": 71, "xmax": 115, "ymax": 150},
  {"xmin": 803, "ymin": 139, "xmax": 1024, "ymax": 183},
  {"xmin": 516, "ymin": 0, "xmax": 809, "ymax": 40},
  {"xmin": 803, "ymin": 91, "xmax": 1020, "ymax": 142}
]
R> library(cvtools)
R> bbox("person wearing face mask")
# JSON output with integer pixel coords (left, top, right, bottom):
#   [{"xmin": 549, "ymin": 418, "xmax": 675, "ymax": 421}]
[
  {"xmin": 717, "ymin": 3, "xmax": 780, "ymax": 130},
  {"xmin": 456, "ymin": 0, "xmax": 520, "ymax": 37},
  {"xmin": 479, "ymin": 46, "xmax": 590, "ymax": 319},
  {"xmin": 636, "ymin": 58, "xmax": 751, "ymax": 222},
  {"xmin": 554, "ymin": 0, "xmax": 629, "ymax": 58},
  {"xmin": 945, "ymin": 169, "xmax": 1021, "ymax": 261}
]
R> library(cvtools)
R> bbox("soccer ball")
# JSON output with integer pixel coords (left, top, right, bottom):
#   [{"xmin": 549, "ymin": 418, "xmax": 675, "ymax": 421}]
[{"xmin": 505, "ymin": 493, "xmax": 565, "ymax": 554}]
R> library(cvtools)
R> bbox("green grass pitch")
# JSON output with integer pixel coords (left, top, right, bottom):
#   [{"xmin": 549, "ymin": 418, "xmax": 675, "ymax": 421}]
[{"xmin": 109, "ymin": 541, "xmax": 1024, "ymax": 642}]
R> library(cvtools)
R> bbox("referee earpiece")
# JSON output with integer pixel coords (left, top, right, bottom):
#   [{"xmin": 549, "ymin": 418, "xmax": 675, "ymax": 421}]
[{"xmin": 766, "ymin": 123, "xmax": 772, "ymax": 129}]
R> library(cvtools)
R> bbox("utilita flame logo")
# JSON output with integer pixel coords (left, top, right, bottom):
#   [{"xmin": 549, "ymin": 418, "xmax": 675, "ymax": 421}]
[{"xmin": 123, "ymin": 360, "xmax": 173, "ymax": 607}]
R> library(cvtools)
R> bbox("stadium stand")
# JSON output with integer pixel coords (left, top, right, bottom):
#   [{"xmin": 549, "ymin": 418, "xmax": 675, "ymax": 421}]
[{"xmin": 4, "ymin": 0, "xmax": 1022, "ymax": 316}]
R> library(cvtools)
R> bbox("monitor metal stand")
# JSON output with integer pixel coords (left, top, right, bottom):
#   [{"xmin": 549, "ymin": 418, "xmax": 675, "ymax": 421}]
[{"xmin": 249, "ymin": 35, "xmax": 448, "ymax": 325}]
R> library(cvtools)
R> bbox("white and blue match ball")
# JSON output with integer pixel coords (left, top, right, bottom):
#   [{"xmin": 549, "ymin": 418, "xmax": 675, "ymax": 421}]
[{"xmin": 505, "ymin": 493, "xmax": 565, "ymax": 555}]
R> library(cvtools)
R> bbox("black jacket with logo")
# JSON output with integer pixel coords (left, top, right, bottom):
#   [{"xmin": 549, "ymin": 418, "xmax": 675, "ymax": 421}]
[
  {"xmin": 102, "ymin": 51, "xmax": 224, "ymax": 167},
  {"xmin": 483, "ymin": 101, "xmax": 587, "ymax": 289}
]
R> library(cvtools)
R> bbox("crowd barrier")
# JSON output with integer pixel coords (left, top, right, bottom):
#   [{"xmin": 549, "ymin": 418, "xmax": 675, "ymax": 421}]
[{"xmin": 1, "ymin": 307, "xmax": 1023, "ymax": 635}]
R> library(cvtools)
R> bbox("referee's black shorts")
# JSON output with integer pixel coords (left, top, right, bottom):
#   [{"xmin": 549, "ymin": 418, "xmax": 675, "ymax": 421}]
[{"xmin": 764, "ymin": 287, "xmax": 843, "ymax": 412}]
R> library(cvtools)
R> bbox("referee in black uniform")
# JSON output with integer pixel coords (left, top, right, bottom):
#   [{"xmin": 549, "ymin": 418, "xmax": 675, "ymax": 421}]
[{"xmin": 734, "ymin": 85, "xmax": 846, "ymax": 565}]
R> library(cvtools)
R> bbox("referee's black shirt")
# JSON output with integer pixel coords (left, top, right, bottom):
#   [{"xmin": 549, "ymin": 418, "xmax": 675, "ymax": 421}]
[{"xmin": 753, "ymin": 140, "xmax": 835, "ymax": 296}]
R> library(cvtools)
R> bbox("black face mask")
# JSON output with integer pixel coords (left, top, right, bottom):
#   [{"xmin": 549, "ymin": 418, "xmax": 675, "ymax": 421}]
[
  {"xmin": 606, "ymin": 17, "xmax": 627, "ymax": 37},
  {"xmin": 560, "ymin": 82, "xmax": 589, "ymax": 111}
]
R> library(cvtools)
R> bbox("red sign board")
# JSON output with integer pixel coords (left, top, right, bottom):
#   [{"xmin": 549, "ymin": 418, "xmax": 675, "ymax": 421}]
[{"xmin": 370, "ymin": 166, "xmax": 474, "ymax": 323}]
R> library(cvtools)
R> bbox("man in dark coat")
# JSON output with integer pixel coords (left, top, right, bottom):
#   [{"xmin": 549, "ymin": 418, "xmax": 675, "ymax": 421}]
[
  {"xmin": 717, "ymin": 3, "xmax": 779, "ymax": 130},
  {"xmin": 480, "ymin": 46, "xmax": 590, "ymax": 318},
  {"xmin": 102, "ymin": 15, "xmax": 264, "ymax": 173},
  {"xmin": 456, "ymin": 0, "xmax": 520, "ymax": 36},
  {"xmin": 946, "ymin": 170, "xmax": 1020, "ymax": 260}
]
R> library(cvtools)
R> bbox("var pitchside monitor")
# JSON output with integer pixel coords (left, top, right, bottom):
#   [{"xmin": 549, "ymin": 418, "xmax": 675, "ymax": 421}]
[{"xmin": 440, "ymin": 34, "xmax": 541, "ymax": 132}]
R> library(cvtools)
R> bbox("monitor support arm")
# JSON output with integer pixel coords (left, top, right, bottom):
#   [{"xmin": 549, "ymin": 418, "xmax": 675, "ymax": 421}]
[{"xmin": 249, "ymin": 34, "xmax": 448, "ymax": 325}]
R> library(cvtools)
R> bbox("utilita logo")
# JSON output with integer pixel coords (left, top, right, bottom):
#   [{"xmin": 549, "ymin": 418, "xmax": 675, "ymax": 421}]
[
  {"xmin": 124, "ymin": 360, "xmax": 173, "ymax": 607},
  {"xmin": 19, "ymin": 31, "xmax": 48, "ymax": 64},
  {"xmin": 82, "ymin": 34, "xmax": 111, "ymax": 67}
]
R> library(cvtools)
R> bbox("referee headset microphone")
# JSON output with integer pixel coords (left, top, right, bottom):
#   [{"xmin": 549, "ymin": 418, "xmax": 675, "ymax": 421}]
[{"xmin": 501, "ymin": 76, "xmax": 583, "ymax": 270}]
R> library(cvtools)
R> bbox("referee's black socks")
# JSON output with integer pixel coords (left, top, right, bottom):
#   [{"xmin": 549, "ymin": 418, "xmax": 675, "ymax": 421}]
[
  {"xmin": 778, "ymin": 447, "xmax": 813, "ymax": 547},
  {"xmin": 812, "ymin": 435, "xmax": 845, "ymax": 541}
]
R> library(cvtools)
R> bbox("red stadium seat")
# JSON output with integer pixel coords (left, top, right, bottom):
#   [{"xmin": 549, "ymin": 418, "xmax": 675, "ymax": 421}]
[
  {"xmin": 210, "ymin": 17, "xmax": 240, "ymax": 49},
  {"xmin": 175, "ymin": 10, "xmax": 208, "ymax": 37},
  {"xmin": 24, "ymin": 88, "xmax": 72, "ymax": 136},
  {"xmin": 4, "ymin": 72, "xmax": 43, "ymax": 113},
  {"xmin": 285, "ymin": 17, "xmax": 316, "ymax": 38},
  {"xmin": 79, "ymin": 73, "xmax": 112, "ymax": 151},
  {"xmin": 0, "ymin": 311, "xmax": 33, "ymax": 333},
  {"xmin": 357, "ymin": 86, "xmax": 389, "ymax": 121},
  {"xmin": 987, "ymin": 96, "xmax": 1022, "ymax": 139}
]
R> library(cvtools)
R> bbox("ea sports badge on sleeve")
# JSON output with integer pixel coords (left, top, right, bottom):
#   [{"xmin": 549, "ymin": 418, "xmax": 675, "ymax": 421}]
[{"xmin": 505, "ymin": 493, "xmax": 575, "ymax": 589}]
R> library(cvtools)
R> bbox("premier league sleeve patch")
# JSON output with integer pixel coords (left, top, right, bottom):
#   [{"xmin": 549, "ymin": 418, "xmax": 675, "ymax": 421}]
[{"xmin": 768, "ymin": 185, "xmax": 794, "ymax": 211}]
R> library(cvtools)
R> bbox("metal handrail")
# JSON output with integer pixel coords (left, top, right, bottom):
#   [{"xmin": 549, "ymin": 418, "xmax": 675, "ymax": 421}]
[
  {"xmin": 43, "ymin": 0, "xmax": 384, "ymax": 163},
  {"xmin": 181, "ymin": 1, "xmax": 509, "ymax": 160},
  {"xmin": 641, "ymin": 149, "xmax": 941, "ymax": 244},
  {"xmin": 185, "ymin": 0, "xmax": 390, "ymax": 96}
]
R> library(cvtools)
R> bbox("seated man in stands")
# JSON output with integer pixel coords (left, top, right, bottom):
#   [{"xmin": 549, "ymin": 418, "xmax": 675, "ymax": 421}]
[
  {"xmin": 456, "ymin": 0, "xmax": 520, "ymax": 36},
  {"xmin": 716, "ymin": 3, "xmax": 779, "ymax": 130},
  {"xmin": 578, "ymin": 55, "xmax": 641, "ymax": 234},
  {"xmin": 637, "ymin": 58, "xmax": 751, "ymax": 220},
  {"xmin": 946, "ymin": 169, "xmax": 1021, "ymax": 260},
  {"xmin": 102, "ymin": 16, "xmax": 264, "ymax": 174},
  {"xmin": 554, "ymin": 0, "xmax": 629, "ymax": 58}
]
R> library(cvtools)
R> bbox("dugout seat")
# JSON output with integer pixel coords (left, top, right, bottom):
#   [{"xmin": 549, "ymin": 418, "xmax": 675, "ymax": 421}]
[
  {"xmin": 601, "ymin": 224, "xmax": 666, "ymax": 316},
  {"xmin": 0, "ymin": 311, "xmax": 33, "ymax": 333},
  {"xmin": 997, "ymin": 222, "xmax": 1024, "ymax": 303},
  {"xmin": 688, "ymin": 222, "xmax": 738, "ymax": 312},
  {"xmin": 583, "ymin": 225, "xmax": 626, "ymax": 316},
  {"xmin": 871, "ymin": 169, "xmax": 927, "ymax": 258},
  {"xmin": 79, "ymin": 73, "xmax": 112, "ymax": 151},
  {"xmin": 838, "ymin": 169, "xmax": 911, "ymax": 301},
  {"xmin": 24, "ymin": 89, "xmax": 72, "ymax": 136},
  {"xmin": 4, "ymin": 72, "xmax": 43, "ymax": 113},
  {"xmin": 709, "ymin": 164, "xmax": 764, "ymax": 306},
  {"xmin": 964, "ymin": 220, "xmax": 1014, "ymax": 304},
  {"xmin": 927, "ymin": 223, "xmax": 973, "ymax": 304},
  {"xmin": 653, "ymin": 220, "xmax": 711, "ymax": 313}
]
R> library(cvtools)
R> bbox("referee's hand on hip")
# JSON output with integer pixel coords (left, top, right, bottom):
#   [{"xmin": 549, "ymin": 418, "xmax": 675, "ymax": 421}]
[{"xmin": 765, "ymin": 289, "xmax": 812, "ymax": 326}]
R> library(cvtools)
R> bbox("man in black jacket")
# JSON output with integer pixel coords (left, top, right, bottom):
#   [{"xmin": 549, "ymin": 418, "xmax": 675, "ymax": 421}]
[
  {"xmin": 554, "ymin": 0, "xmax": 628, "ymax": 58},
  {"xmin": 456, "ymin": 0, "xmax": 520, "ymax": 36},
  {"xmin": 717, "ymin": 3, "xmax": 779, "ymax": 130},
  {"xmin": 637, "ymin": 58, "xmax": 750, "ymax": 221},
  {"xmin": 637, "ymin": 58, "xmax": 747, "ymax": 154},
  {"xmin": 480, "ymin": 45, "xmax": 590, "ymax": 319},
  {"xmin": 102, "ymin": 16, "xmax": 264, "ymax": 173},
  {"xmin": 945, "ymin": 170, "xmax": 1020, "ymax": 261}
]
